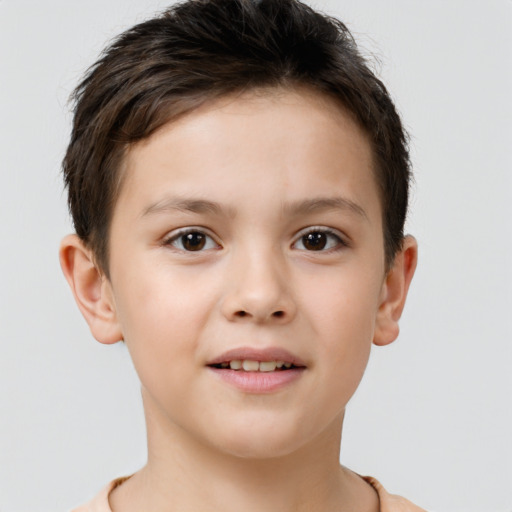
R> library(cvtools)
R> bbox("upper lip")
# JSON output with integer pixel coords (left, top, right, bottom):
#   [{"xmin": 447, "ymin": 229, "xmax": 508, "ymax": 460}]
[{"xmin": 206, "ymin": 347, "xmax": 307, "ymax": 367}]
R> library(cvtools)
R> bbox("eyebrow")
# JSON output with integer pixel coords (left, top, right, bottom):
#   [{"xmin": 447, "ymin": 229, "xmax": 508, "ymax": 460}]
[
  {"xmin": 141, "ymin": 197, "xmax": 233, "ymax": 218},
  {"xmin": 284, "ymin": 197, "xmax": 368, "ymax": 220},
  {"xmin": 141, "ymin": 196, "xmax": 367, "ymax": 220}
]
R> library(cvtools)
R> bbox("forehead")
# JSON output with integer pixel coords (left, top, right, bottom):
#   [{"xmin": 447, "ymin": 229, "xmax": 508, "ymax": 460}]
[{"xmin": 116, "ymin": 87, "xmax": 379, "ymax": 223}]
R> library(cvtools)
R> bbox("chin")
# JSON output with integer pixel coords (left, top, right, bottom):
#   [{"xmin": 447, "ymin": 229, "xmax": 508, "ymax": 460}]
[
  {"xmin": 218, "ymin": 438, "xmax": 304, "ymax": 460},
  {"xmin": 205, "ymin": 415, "xmax": 313, "ymax": 460}
]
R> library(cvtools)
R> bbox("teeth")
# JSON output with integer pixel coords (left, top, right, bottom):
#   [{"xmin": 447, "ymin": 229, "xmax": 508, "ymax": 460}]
[
  {"xmin": 259, "ymin": 361, "xmax": 277, "ymax": 372},
  {"xmin": 242, "ymin": 360, "xmax": 260, "ymax": 371},
  {"xmin": 225, "ymin": 360, "xmax": 293, "ymax": 372}
]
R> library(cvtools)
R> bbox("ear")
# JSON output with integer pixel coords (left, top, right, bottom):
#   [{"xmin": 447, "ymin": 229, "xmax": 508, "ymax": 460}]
[
  {"xmin": 59, "ymin": 234, "xmax": 123, "ymax": 344},
  {"xmin": 373, "ymin": 235, "xmax": 418, "ymax": 346}
]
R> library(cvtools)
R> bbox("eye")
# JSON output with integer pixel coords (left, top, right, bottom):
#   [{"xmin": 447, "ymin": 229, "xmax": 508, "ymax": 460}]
[
  {"xmin": 164, "ymin": 229, "xmax": 219, "ymax": 252},
  {"xmin": 292, "ymin": 228, "xmax": 346, "ymax": 252}
]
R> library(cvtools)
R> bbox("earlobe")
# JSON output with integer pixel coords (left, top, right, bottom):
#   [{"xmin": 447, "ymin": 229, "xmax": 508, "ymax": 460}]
[
  {"xmin": 373, "ymin": 235, "xmax": 418, "ymax": 346},
  {"xmin": 59, "ymin": 234, "xmax": 123, "ymax": 344}
]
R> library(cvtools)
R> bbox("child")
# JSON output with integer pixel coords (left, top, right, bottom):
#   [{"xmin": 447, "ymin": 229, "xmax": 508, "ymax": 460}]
[{"xmin": 59, "ymin": 0, "xmax": 425, "ymax": 510}]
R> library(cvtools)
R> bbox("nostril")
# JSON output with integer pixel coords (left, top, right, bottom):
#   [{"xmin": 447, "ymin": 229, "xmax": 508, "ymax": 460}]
[
  {"xmin": 236, "ymin": 311, "xmax": 247, "ymax": 317},
  {"xmin": 272, "ymin": 311, "xmax": 285, "ymax": 318}
]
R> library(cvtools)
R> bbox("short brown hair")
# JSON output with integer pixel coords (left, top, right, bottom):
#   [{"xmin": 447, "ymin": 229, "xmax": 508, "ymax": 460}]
[{"xmin": 63, "ymin": 0, "xmax": 411, "ymax": 276}]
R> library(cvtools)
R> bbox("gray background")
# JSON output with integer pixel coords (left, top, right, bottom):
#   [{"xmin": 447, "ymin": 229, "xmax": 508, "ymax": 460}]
[{"xmin": 1, "ymin": 1, "xmax": 510, "ymax": 511}]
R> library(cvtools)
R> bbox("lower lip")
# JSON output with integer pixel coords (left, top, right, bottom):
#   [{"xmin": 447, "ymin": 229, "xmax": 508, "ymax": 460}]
[{"xmin": 207, "ymin": 368, "xmax": 305, "ymax": 393}]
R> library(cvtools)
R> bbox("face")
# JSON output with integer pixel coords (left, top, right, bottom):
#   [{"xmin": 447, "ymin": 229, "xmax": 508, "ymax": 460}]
[{"xmin": 106, "ymin": 88, "xmax": 387, "ymax": 458}]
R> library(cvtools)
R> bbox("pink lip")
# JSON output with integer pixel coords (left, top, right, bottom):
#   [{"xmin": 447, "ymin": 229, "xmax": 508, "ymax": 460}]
[
  {"xmin": 208, "ymin": 367, "xmax": 305, "ymax": 393},
  {"xmin": 206, "ymin": 346, "xmax": 307, "ymax": 394},
  {"xmin": 206, "ymin": 346, "xmax": 306, "ymax": 367}
]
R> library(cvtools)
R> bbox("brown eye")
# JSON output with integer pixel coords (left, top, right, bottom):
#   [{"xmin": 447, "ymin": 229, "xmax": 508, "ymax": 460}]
[
  {"xmin": 302, "ymin": 232, "xmax": 327, "ymax": 251},
  {"xmin": 181, "ymin": 232, "xmax": 206, "ymax": 251},
  {"xmin": 293, "ymin": 228, "xmax": 345, "ymax": 252},
  {"xmin": 166, "ymin": 229, "xmax": 218, "ymax": 252}
]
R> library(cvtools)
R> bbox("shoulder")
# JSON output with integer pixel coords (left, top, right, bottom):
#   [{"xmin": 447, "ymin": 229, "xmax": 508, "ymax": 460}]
[
  {"xmin": 70, "ymin": 477, "xmax": 130, "ymax": 512},
  {"xmin": 362, "ymin": 476, "xmax": 428, "ymax": 512}
]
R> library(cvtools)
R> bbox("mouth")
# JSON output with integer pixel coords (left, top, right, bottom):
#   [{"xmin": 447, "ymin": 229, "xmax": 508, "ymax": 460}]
[
  {"xmin": 208, "ymin": 359, "xmax": 303, "ymax": 372},
  {"xmin": 206, "ymin": 346, "xmax": 306, "ymax": 371},
  {"xmin": 206, "ymin": 347, "xmax": 306, "ymax": 393}
]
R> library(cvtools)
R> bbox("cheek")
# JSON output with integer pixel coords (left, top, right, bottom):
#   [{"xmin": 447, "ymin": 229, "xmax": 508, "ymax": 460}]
[
  {"xmin": 114, "ymin": 259, "xmax": 218, "ymax": 338},
  {"xmin": 303, "ymin": 269, "xmax": 380, "ymax": 335},
  {"xmin": 299, "ymin": 270, "xmax": 380, "ymax": 378},
  {"xmin": 111, "ymin": 262, "xmax": 219, "ymax": 390}
]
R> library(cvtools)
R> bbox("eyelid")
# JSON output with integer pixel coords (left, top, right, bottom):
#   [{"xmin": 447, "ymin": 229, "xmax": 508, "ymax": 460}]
[
  {"xmin": 162, "ymin": 226, "xmax": 221, "ymax": 251},
  {"xmin": 291, "ymin": 226, "xmax": 349, "ymax": 251}
]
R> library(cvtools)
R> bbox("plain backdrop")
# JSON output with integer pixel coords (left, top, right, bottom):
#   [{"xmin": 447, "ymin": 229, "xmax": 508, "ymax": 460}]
[{"xmin": 1, "ymin": 1, "xmax": 511, "ymax": 511}]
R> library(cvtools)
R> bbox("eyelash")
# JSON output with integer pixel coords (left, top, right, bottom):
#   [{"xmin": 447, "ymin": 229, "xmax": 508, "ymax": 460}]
[
  {"xmin": 162, "ymin": 226, "xmax": 348, "ymax": 253},
  {"xmin": 163, "ymin": 228, "xmax": 220, "ymax": 252},
  {"xmin": 292, "ymin": 227, "xmax": 348, "ymax": 253}
]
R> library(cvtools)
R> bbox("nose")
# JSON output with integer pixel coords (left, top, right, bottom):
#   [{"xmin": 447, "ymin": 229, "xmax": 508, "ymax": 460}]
[{"xmin": 220, "ymin": 248, "xmax": 297, "ymax": 324}]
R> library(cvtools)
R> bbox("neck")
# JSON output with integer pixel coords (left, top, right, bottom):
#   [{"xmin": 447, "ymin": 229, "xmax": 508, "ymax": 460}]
[{"xmin": 109, "ymin": 389, "xmax": 378, "ymax": 512}]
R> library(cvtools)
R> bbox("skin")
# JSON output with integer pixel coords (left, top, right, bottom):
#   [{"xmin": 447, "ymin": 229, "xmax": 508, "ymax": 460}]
[{"xmin": 60, "ymin": 87, "xmax": 417, "ymax": 512}]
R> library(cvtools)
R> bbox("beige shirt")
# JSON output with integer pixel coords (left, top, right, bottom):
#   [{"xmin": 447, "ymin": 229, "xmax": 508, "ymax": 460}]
[{"xmin": 71, "ymin": 475, "xmax": 427, "ymax": 512}]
